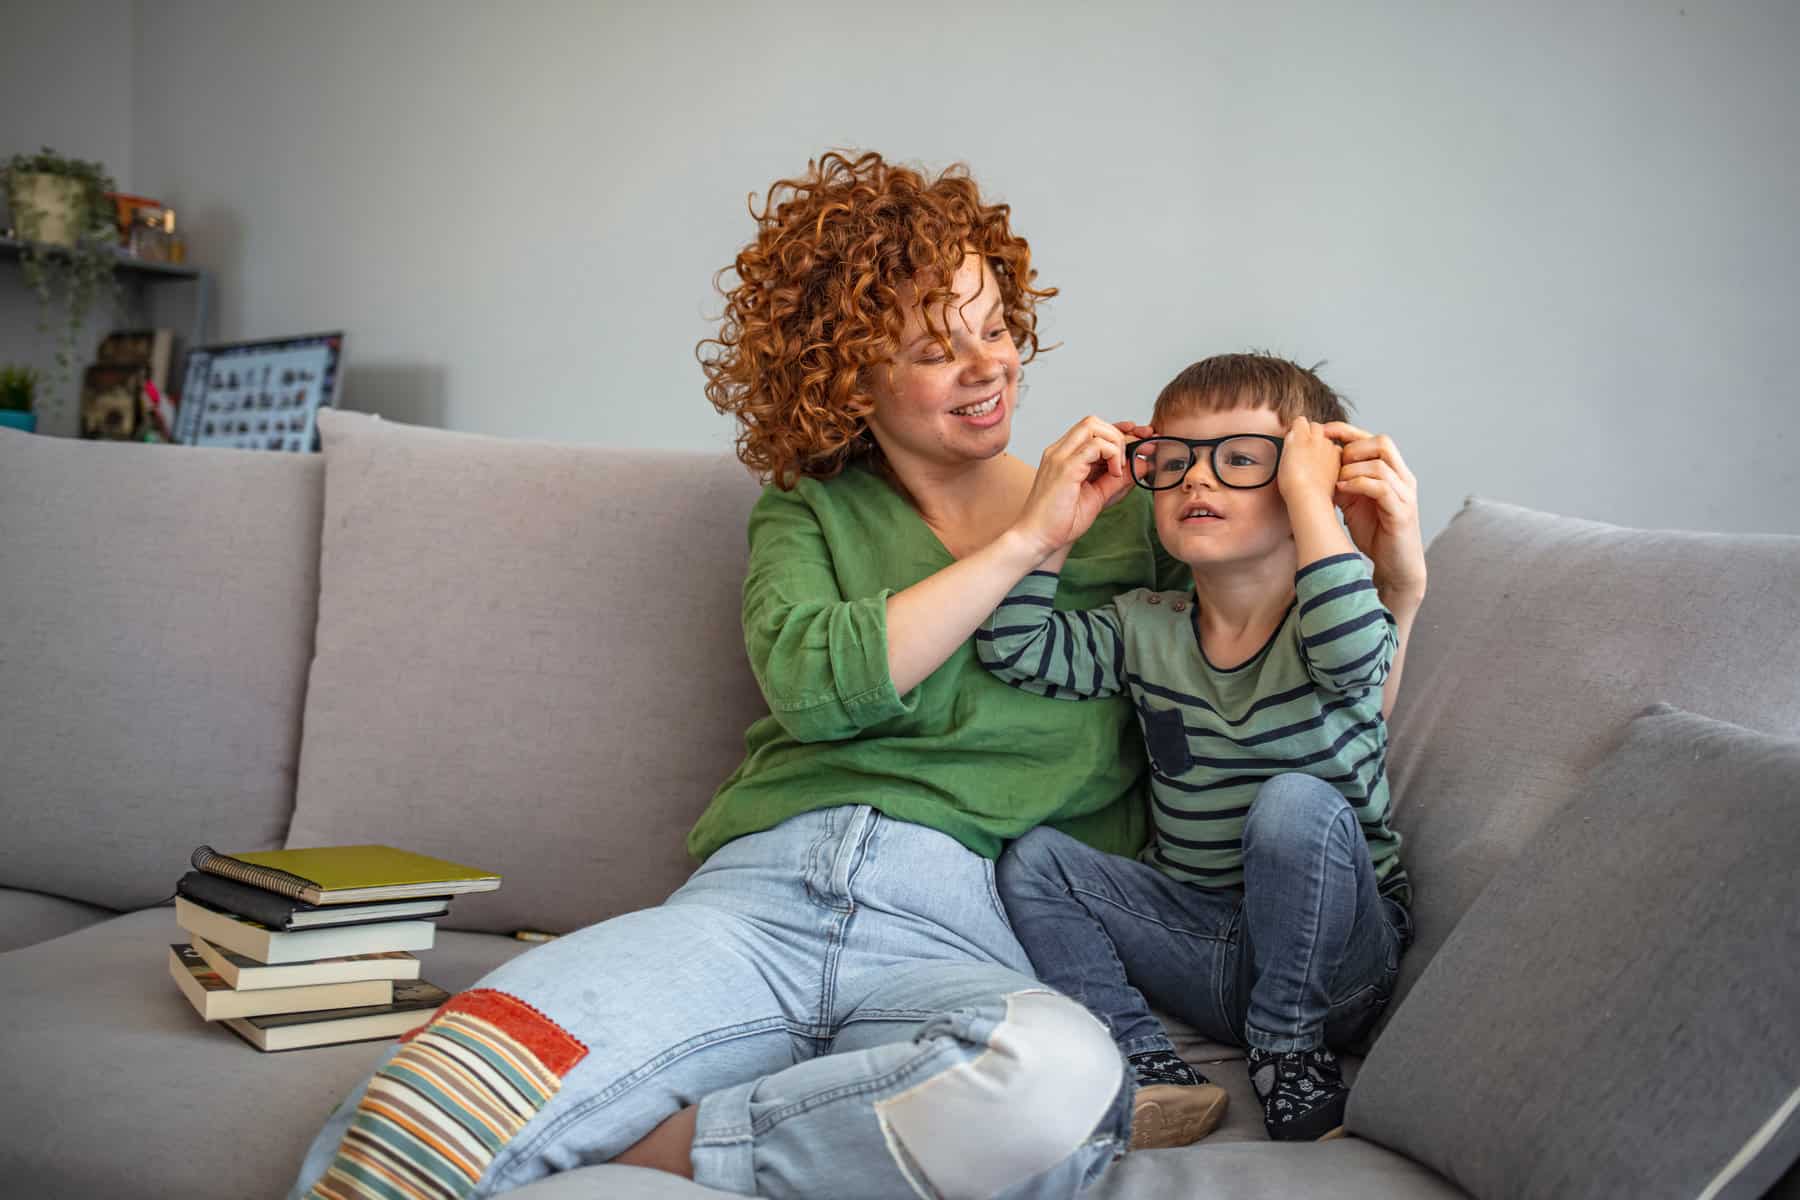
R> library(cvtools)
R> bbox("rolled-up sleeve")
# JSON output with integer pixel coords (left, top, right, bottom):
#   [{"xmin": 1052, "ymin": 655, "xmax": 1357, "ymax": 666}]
[{"xmin": 741, "ymin": 486, "xmax": 915, "ymax": 743}]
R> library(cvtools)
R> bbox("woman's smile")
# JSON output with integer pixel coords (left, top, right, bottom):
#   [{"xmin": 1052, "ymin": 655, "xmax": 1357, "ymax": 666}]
[{"xmin": 949, "ymin": 390, "xmax": 1006, "ymax": 427}]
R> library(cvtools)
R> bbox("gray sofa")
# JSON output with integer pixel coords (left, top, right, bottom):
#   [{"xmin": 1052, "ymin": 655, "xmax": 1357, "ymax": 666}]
[{"xmin": 2, "ymin": 410, "xmax": 1796, "ymax": 1199}]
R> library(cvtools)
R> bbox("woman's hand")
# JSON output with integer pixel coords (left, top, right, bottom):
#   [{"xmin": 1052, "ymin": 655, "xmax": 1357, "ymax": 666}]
[
  {"xmin": 1321, "ymin": 422, "xmax": 1427, "ymax": 611},
  {"xmin": 1106, "ymin": 420, "xmax": 1156, "ymax": 509},
  {"xmin": 1012, "ymin": 417, "xmax": 1143, "ymax": 562}
]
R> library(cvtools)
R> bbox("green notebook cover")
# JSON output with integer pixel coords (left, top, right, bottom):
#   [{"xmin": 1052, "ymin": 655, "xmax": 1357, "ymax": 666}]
[{"xmin": 192, "ymin": 844, "xmax": 500, "ymax": 904}]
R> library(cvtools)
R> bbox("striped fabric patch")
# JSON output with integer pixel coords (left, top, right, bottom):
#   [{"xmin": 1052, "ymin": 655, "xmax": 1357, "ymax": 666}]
[{"xmin": 305, "ymin": 989, "xmax": 589, "ymax": 1200}]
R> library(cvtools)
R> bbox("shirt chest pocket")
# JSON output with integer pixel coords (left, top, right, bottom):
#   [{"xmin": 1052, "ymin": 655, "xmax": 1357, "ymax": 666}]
[{"xmin": 1139, "ymin": 704, "xmax": 1193, "ymax": 776}]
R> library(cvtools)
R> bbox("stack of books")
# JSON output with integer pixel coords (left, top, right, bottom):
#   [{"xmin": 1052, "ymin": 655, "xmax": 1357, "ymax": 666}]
[{"xmin": 168, "ymin": 844, "xmax": 499, "ymax": 1051}]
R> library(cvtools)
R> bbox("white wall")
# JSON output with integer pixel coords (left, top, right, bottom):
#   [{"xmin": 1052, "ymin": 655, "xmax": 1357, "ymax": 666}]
[{"xmin": 11, "ymin": 0, "xmax": 1799, "ymax": 538}]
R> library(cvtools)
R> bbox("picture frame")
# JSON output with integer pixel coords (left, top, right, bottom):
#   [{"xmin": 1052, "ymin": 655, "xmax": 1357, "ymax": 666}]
[{"xmin": 172, "ymin": 331, "xmax": 345, "ymax": 452}]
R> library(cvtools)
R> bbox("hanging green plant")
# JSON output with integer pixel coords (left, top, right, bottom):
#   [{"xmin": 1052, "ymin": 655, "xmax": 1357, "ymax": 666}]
[{"xmin": 2, "ymin": 146, "xmax": 122, "ymax": 424}]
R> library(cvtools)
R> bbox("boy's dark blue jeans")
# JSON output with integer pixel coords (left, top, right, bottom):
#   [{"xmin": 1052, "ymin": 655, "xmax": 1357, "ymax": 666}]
[{"xmin": 997, "ymin": 773, "xmax": 1411, "ymax": 1055}]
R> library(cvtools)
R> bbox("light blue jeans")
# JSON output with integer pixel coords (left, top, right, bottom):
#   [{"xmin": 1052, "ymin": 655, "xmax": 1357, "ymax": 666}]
[
  {"xmin": 289, "ymin": 805, "xmax": 1132, "ymax": 1199},
  {"xmin": 997, "ymin": 773, "xmax": 1410, "ymax": 1057}
]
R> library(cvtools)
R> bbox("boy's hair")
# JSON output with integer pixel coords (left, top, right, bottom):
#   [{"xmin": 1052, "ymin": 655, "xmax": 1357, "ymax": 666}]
[{"xmin": 1152, "ymin": 353, "xmax": 1350, "ymax": 428}]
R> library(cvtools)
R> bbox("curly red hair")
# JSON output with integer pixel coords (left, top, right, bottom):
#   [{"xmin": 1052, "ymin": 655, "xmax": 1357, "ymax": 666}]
[{"xmin": 699, "ymin": 151, "xmax": 1056, "ymax": 488}]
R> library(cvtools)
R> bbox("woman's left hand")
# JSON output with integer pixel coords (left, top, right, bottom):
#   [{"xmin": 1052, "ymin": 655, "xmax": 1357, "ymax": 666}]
[{"xmin": 1321, "ymin": 423, "xmax": 1427, "ymax": 612}]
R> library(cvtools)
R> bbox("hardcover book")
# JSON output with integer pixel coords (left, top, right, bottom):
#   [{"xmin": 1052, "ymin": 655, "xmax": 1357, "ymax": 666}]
[
  {"xmin": 176, "ymin": 870, "xmax": 450, "ymax": 930},
  {"xmin": 188, "ymin": 935, "xmax": 421, "ymax": 991},
  {"xmin": 221, "ymin": 980, "xmax": 451, "ymax": 1052},
  {"xmin": 168, "ymin": 944, "xmax": 392, "ymax": 1020},
  {"xmin": 190, "ymin": 844, "xmax": 499, "ymax": 905},
  {"xmin": 174, "ymin": 896, "xmax": 436, "ymax": 965}
]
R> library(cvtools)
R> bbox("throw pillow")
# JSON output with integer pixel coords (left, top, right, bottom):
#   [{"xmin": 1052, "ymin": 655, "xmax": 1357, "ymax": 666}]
[{"xmin": 1348, "ymin": 705, "xmax": 1800, "ymax": 1200}]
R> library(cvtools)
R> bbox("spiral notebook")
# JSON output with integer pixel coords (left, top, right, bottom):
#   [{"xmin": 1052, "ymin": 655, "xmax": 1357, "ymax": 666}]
[{"xmin": 191, "ymin": 844, "xmax": 500, "ymax": 906}]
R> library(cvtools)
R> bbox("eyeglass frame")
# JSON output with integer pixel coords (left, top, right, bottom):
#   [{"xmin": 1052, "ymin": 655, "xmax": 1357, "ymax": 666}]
[{"xmin": 1123, "ymin": 434, "xmax": 1286, "ymax": 491}]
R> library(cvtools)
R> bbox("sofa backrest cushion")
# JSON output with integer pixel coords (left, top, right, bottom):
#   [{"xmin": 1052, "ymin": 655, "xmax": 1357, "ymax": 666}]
[
  {"xmin": 1378, "ymin": 499, "xmax": 1800, "ymax": 1031},
  {"xmin": 285, "ymin": 410, "xmax": 768, "ymax": 935},
  {"xmin": 0, "ymin": 430, "xmax": 321, "ymax": 909},
  {"xmin": 1350, "ymin": 705, "xmax": 1800, "ymax": 1199}
]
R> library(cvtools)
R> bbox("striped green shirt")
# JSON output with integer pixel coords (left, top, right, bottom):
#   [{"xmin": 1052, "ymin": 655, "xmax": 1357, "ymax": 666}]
[{"xmin": 977, "ymin": 553, "xmax": 1407, "ymax": 900}]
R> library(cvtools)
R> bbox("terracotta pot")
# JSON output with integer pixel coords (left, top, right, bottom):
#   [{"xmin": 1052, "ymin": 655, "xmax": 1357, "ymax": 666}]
[{"xmin": 10, "ymin": 172, "xmax": 86, "ymax": 247}]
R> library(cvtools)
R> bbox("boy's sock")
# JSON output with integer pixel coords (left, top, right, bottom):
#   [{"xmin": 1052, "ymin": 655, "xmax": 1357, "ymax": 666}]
[
  {"xmin": 1246, "ymin": 1045, "xmax": 1349, "ymax": 1142},
  {"xmin": 1128, "ymin": 1048, "xmax": 1208, "ymax": 1088},
  {"xmin": 1127, "ymin": 1050, "xmax": 1229, "ymax": 1150}
]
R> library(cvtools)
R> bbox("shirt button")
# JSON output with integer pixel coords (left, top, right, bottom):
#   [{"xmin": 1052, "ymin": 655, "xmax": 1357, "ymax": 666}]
[
  {"xmin": 1172, "ymin": 600, "xmax": 1187, "ymax": 612},
  {"xmin": 1146, "ymin": 593, "xmax": 1161, "ymax": 605}
]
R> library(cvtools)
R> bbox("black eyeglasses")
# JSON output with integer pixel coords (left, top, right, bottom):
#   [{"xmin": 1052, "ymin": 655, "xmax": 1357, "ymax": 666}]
[{"xmin": 1124, "ymin": 435, "xmax": 1284, "ymax": 491}]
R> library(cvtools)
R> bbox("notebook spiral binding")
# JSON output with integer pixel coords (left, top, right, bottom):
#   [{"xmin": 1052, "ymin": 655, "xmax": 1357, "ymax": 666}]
[{"xmin": 191, "ymin": 845, "xmax": 315, "ymax": 901}]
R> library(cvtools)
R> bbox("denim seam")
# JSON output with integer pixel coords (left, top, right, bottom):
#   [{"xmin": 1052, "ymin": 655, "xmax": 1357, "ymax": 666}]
[
  {"xmin": 838, "ymin": 1007, "xmax": 948, "ymax": 1024},
  {"xmin": 816, "ymin": 808, "xmax": 877, "ymax": 1029},
  {"xmin": 1065, "ymin": 884, "xmax": 1234, "ymax": 943},
  {"xmin": 1215, "ymin": 904, "xmax": 1245, "ymax": 1043},
  {"xmin": 1286, "ymin": 811, "xmax": 1337, "ymax": 1040},
  {"xmin": 498, "ymin": 1015, "xmax": 794, "ymax": 1172},
  {"xmin": 691, "ymin": 1032, "xmax": 962, "ymax": 1142},
  {"xmin": 1118, "ymin": 1032, "xmax": 1177, "ymax": 1056},
  {"xmin": 816, "ymin": 901, "xmax": 851, "ymax": 1032},
  {"xmin": 800, "ymin": 814, "xmax": 837, "ymax": 910},
  {"xmin": 983, "ymin": 856, "xmax": 1011, "ymax": 930}
]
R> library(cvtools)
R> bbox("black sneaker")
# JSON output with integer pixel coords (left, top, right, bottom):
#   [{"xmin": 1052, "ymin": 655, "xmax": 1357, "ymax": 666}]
[
  {"xmin": 1127, "ymin": 1050, "xmax": 1229, "ymax": 1150},
  {"xmin": 1247, "ymin": 1046, "xmax": 1349, "ymax": 1141}
]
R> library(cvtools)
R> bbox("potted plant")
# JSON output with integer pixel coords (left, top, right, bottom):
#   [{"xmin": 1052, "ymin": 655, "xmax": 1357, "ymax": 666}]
[
  {"xmin": 2, "ymin": 147, "xmax": 121, "ymax": 426},
  {"xmin": 0, "ymin": 364, "xmax": 39, "ymax": 433}
]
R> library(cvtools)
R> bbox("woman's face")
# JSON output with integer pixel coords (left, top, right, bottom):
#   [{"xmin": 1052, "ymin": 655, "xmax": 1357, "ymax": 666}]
[{"xmin": 864, "ymin": 254, "xmax": 1022, "ymax": 471}]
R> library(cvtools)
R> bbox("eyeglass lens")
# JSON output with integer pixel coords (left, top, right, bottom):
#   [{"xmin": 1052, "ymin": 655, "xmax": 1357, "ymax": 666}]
[{"xmin": 1130, "ymin": 437, "xmax": 1278, "ymax": 490}]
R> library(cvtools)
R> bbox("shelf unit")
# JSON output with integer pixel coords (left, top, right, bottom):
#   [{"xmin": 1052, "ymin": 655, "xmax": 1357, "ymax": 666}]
[{"xmin": 0, "ymin": 235, "xmax": 212, "ymax": 357}]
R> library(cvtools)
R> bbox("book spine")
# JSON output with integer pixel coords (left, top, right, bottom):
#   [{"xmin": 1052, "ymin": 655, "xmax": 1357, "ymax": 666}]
[{"xmin": 191, "ymin": 844, "xmax": 315, "ymax": 902}]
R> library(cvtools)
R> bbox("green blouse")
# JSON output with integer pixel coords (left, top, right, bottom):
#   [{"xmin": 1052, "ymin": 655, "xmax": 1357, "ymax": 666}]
[{"xmin": 687, "ymin": 463, "xmax": 1187, "ymax": 864}]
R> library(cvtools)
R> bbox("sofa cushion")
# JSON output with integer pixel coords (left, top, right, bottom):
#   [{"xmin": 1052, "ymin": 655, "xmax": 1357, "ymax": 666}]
[
  {"xmin": 0, "ymin": 431, "xmax": 322, "ymax": 910},
  {"xmin": 498, "ymin": 1138, "xmax": 1464, "ymax": 1200},
  {"xmin": 0, "ymin": 886, "xmax": 115, "ymax": 954},
  {"xmin": 1379, "ymin": 500, "xmax": 1800, "ymax": 1024},
  {"xmin": 0, "ymin": 907, "xmax": 529, "ymax": 1200},
  {"xmin": 1349, "ymin": 706, "xmax": 1800, "ymax": 1199},
  {"xmin": 285, "ymin": 411, "xmax": 767, "ymax": 935}
]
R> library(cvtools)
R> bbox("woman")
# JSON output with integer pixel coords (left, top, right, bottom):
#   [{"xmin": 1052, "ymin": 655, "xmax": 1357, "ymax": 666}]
[{"xmin": 291, "ymin": 151, "xmax": 1426, "ymax": 1200}]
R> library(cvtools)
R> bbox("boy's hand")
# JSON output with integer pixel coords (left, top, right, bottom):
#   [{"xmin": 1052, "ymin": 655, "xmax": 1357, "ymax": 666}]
[{"xmin": 1277, "ymin": 417, "xmax": 1343, "ymax": 517}]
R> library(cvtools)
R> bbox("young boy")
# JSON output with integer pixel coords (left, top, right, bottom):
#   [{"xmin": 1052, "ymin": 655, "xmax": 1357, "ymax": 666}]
[{"xmin": 979, "ymin": 354, "xmax": 1411, "ymax": 1148}]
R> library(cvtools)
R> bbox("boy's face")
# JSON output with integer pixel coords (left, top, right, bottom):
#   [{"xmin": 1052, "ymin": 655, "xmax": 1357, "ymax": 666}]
[{"xmin": 1149, "ymin": 406, "xmax": 1294, "ymax": 571}]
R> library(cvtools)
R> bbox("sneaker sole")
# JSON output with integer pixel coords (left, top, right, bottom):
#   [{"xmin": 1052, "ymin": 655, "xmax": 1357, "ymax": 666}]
[{"xmin": 1131, "ymin": 1083, "xmax": 1230, "ymax": 1150}]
